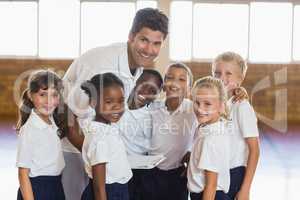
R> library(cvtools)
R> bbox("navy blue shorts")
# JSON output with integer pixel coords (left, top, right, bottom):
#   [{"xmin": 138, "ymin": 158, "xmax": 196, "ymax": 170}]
[
  {"xmin": 128, "ymin": 169, "xmax": 150, "ymax": 200},
  {"xmin": 190, "ymin": 191, "xmax": 230, "ymax": 200},
  {"xmin": 81, "ymin": 179, "xmax": 129, "ymax": 200},
  {"xmin": 17, "ymin": 175, "xmax": 65, "ymax": 200},
  {"xmin": 142, "ymin": 166, "xmax": 188, "ymax": 200},
  {"xmin": 227, "ymin": 166, "xmax": 246, "ymax": 200}
]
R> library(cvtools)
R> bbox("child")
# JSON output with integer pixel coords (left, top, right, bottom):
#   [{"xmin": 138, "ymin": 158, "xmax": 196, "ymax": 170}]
[
  {"xmin": 16, "ymin": 70, "xmax": 66, "ymax": 200},
  {"xmin": 146, "ymin": 63, "xmax": 196, "ymax": 200},
  {"xmin": 80, "ymin": 73, "xmax": 132, "ymax": 200},
  {"xmin": 187, "ymin": 76, "xmax": 231, "ymax": 200},
  {"xmin": 212, "ymin": 52, "xmax": 260, "ymax": 200},
  {"xmin": 119, "ymin": 69, "xmax": 163, "ymax": 200}
]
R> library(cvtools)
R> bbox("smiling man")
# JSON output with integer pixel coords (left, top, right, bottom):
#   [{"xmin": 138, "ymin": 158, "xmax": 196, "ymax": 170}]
[{"xmin": 61, "ymin": 8, "xmax": 168, "ymax": 200}]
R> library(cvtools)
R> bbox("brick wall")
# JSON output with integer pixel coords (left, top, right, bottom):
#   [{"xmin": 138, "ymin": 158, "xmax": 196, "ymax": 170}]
[{"xmin": 0, "ymin": 59, "xmax": 299, "ymax": 125}]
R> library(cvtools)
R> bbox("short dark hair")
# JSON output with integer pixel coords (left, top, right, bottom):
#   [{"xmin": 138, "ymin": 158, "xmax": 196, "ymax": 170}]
[
  {"xmin": 81, "ymin": 73, "xmax": 124, "ymax": 103},
  {"xmin": 130, "ymin": 8, "xmax": 169, "ymax": 39},
  {"xmin": 138, "ymin": 69, "xmax": 163, "ymax": 89}
]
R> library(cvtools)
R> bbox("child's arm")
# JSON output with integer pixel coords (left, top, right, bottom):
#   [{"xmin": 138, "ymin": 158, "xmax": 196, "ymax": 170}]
[
  {"xmin": 18, "ymin": 168, "xmax": 34, "ymax": 200},
  {"xmin": 203, "ymin": 170, "xmax": 218, "ymax": 200},
  {"xmin": 92, "ymin": 163, "xmax": 107, "ymax": 200},
  {"xmin": 67, "ymin": 116, "xmax": 84, "ymax": 152},
  {"xmin": 232, "ymin": 87, "xmax": 248, "ymax": 102},
  {"xmin": 236, "ymin": 137, "xmax": 260, "ymax": 200}
]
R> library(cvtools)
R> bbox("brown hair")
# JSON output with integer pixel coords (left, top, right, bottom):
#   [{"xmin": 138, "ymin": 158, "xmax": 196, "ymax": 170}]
[{"xmin": 16, "ymin": 69, "xmax": 68, "ymax": 138}]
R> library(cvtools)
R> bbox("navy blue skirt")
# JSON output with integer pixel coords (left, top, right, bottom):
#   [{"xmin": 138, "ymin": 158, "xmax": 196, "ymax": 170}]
[
  {"xmin": 227, "ymin": 166, "xmax": 246, "ymax": 200},
  {"xmin": 141, "ymin": 166, "xmax": 188, "ymax": 200},
  {"xmin": 128, "ymin": 169, "xmax": 150, "ymax": 200},
  {"xmin": 81, "ymin": 179, "xmax": 129, "ymax": 200},
  {"xmin": 17, "ymin": 175, "xmax": 65, "ymax": 200},
  {"xmin": 190, "ymin": 191, "xmax": 231, "ymax": 200}
]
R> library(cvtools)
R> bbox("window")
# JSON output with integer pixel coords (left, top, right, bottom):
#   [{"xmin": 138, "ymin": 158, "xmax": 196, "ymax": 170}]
[
  {"xmin": 170, "ymin": 1, "xmax": 300, "ymax": 63},
  {"xmin": 0, "ymin": 1, "xmax": 37, "ymax": 56},
  {"xmin": 39, "ymin": 0, "xmax": 80, "ymax": 58},
  {"xmin": 193, "ymin": 3, "xmax": 248, "ymax": 60},
  {"xmin": 249, "ymin": 2, "xmax": 293, "ymax": 63},
  {"xmin": 169, "ymin": 1, "xmax": 193, "ymax": 61},
  {"xmin": 293, "ymin": 5, "xmax": 300, "ymax": 61}
]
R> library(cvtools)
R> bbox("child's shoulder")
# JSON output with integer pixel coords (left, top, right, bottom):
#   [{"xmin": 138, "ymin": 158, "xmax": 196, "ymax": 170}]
[{"xmin": 232, "ymin": 99, "xmax": 254, "ymax": 113}]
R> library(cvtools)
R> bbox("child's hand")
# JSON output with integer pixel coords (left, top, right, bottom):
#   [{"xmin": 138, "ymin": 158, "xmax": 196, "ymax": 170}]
[
  {"xmin": 232, "ymin": 87, "xmax": 248, "ymax": 103},
  {"xmin": 180, "ymin": 152, "xmax": 191, "ymax": 177},
  {"xmin": 236, "ymin": 189, "xmax": 250, "ymax": 200}
]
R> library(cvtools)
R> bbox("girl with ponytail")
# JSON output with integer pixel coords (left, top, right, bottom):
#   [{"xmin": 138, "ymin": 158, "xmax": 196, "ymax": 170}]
[{"xmin": 16, "ymin": 69, "xmax": 66, "ymax": 200}]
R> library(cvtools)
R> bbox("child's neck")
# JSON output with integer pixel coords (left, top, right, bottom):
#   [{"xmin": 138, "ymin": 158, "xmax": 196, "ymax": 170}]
[
  {"xmin": 34, "ymin": 109, "xmax": 52, "ymax": 125},
  {"xmin": 95, "ymin": 114, "xmax": 110, "ymax": 125},
  {"xmin": 165, "ymin": 96, "xmax": 183, "ymax": 112}
]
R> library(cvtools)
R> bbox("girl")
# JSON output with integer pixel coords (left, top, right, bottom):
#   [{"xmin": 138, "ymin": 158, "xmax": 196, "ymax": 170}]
[
  {"xmin": 80, "ymin": 73, "xmax": 132, "ymax": 200},
  {"xmin": 16, "ymin": 70, "xmax": 66, "ymax": 200},
  {"xmin": 187, "ymin": 76, "xmax": 231, "ymax": 200}
]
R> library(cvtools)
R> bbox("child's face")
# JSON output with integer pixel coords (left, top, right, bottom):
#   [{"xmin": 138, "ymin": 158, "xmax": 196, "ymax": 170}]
[
  {"xmin": 98, "ymin": 86, "xmax": 125, "ymax": 123},
  {"xmin": 213, "ymin": 61, "xmax": 243, "ymax": 92},
  {"xmin": 30, "ymin": 86, "xmax": 60, "ymax": 117},
  {"xmin": 133, "ymin": 76, "xmax": 161, "ymax": 108},
  {"xmin": 193, "ymin": 87, "xmax": 223, "ymax": 125},
  {"xmin": 164, "ymin": 67, "xmax": 189, "ymax": 99}
]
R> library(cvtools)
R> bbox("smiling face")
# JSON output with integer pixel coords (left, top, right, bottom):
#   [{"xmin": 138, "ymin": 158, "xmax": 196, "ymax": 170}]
[
  {"xmin": 193, "ymin": 86, "xmax": 224, "ymax": 125},
  {"xmin": 213, "ymin": 61, "xmax": 244, "ymax": 92},
  {"xmin": 128, "ymin": 27, "xmax": 165, "ymax": 67},
  {"xmin": 96, "ymin": 85, "xmax": 125, "ymax": 123},
  {"xmin": 29, "ymin": 86, "xmax": 60, "ymax": 121},
  {"xmin": 164, "ymin": 66, "xmax": 189, "ymax": 99}
]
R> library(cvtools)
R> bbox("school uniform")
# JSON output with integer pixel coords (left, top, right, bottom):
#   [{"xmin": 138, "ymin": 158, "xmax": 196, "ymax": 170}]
[
  {"xmin": 187, "ymin": 119, "xmax": 231, "ymax": 200},
  {"xmin": 80, "ymin": 120, "xmax": 133, "ymax": 200},
  {"xmin": 16, "ymin": 110, "xmax": 65, "ymax": 200},
  {"xmin": 62, "ymin": 43, "xmax": 143, "ymax": 200},
  {"xmin": 117, "ymin": 107, "xmax": 153, "ymax": 200},
  {"xmin": 146, "ymin": 99, "xmax": 196, "ymax": 200},
  {"xmin": 226, "ymin": 98, "xmax": 259, "ymax": 200}
]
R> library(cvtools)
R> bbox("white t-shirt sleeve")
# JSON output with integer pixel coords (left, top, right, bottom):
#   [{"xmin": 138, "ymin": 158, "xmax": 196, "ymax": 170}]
[
  {"xmin": 87, "ymin": 138, "xmax": 110, "ymax": 166},
  {"xmin": 237, "ymin": 101, "xmax": 259, "ymax": 138},
  {"xmin": 197, "ymin": 136, "xmax": 230, "ymax": 173},
  {"xmin": 16, "ymin": 129, "xmax": 32, "ymax": 168}
]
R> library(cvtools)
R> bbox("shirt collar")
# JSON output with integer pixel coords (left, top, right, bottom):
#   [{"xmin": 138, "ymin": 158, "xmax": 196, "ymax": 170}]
[
  {"xmin": 196, "ymin": 119, "xmax": 228, "ymax": 137},
  {"xmin": 30, "ymin": 109, "xmax": 56, "ymax": 130}
]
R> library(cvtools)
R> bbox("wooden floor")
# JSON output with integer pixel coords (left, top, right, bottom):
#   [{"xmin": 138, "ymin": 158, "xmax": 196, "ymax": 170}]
[{"xmin": 1, "ymin": 122, "xmax": 299, "ymax": 199}]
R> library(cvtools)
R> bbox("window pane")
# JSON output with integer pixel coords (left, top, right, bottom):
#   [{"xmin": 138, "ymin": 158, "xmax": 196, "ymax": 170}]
[
  {"xmin": 136, "ymin": 0, "xmax": 157, "ymax": 10},
  {"xmin": 39, "ymin": 0, "xmax": 80, "ymax": 58},
  {"xmin": 193, "ymin": 3, "xmax": 249, "ymax": 60},
  {"xmin": 0, "ymin": 2, "xmax": 37, "ymax": 56},
  {"xmin": 81, "ymin": 2, "xmax": 135, "ymax": 53},
  {"xmin": 293, "ymin": 6, "xmax": 300, "ymax": 61},
  {"xmin": 169, "ymin": 1, "xmax": 193, "ymax": 61},
  {"xmin": 249, "ymin": 2, "xmax": 293, "ymax": 63}
]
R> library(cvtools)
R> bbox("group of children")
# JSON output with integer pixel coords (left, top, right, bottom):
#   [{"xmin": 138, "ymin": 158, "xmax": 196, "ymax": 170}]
[{"xmin": 16, "ymin": 51, "xmax": 259, "ymax": 200}]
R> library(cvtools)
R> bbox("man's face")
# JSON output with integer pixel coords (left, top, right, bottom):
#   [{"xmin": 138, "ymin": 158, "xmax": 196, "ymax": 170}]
[{"xmin": 128, "ymin": 27, "xmax": 165, "ymax": 67}]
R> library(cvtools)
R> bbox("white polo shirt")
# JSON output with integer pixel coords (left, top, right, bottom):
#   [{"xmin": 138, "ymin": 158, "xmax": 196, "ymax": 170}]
[
  {"xmin": 149, "ymin": 99, "xmax": 196, "ymax": 170},
  {"xmin": 227, "ymin": 98, "xmax": 259, "ymax": 168},
  {"xmin": 16, "ymin": 110, "xmax": 65, "ymax": 177},
  {"xmin": 81, "ymin": 120, "xmax": 132, "ymax": 184},
  {"xmin": 187, "ymin": 119, "xmax": 231, "ymax": 193},
  {"xmin": 62, "ymin": 43, "xmax": 143, "ymax": 153},
  {"xmin": 117, "ymin": 107, "xmax": 152, "ymax": 155}
]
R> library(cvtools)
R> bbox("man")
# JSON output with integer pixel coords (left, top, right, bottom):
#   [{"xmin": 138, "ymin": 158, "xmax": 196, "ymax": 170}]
[{"xmin": 61, "ymin": 8, "xmax": 168, "ymax": 200}]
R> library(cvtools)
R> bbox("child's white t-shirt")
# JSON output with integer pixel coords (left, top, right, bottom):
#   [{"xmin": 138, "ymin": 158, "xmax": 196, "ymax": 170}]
[
  {"xmin": 16, "ymin": 110, "xmax": 65, "ymax": 177},
  {"xmin": 187, "ymin": 119, "xmax": 231, "ymax": 193},
  {"xmin": 81, "ymin": 120, "xmax": 132, "ymax": 184},
  {"xmin": 149, "ymin": 98, "xmax": 196, "ymax": 170},
  {"xmin": 227, "ymin": 98, "xmax": 259, "ymax": 168},
  {"xmin": 117, "ymin": 107, "xmax": 152, "ymax": 155}
]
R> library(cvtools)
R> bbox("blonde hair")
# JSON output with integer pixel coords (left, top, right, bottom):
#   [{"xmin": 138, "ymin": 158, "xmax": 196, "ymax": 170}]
[
  {"xmin": 165, "ymin": 62, "xmax": 193, "ymax": 87},
  {"xmin": 192, "ymin": 76, "xmax": 229, "ymax": 119},
  {"xmin": 212, "ymin": 51, "xmax": 248, "ymax": 78}
]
